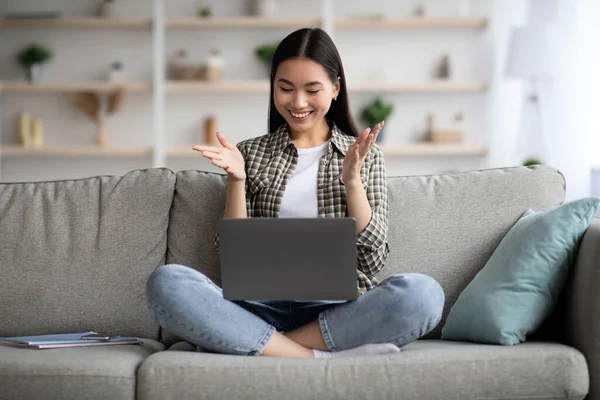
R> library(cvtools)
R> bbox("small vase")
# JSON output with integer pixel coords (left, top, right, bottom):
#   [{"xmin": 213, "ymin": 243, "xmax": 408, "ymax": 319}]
[
  {"xmin": 250, "ymin": 0, "xmax": 277, "ymax": 17},
  {"xmin": 100, "ymin": 2, "xmax": 119, "ymax": 18},
  {"xmin": 108, "ymin": 68, "xmax": 126, "ymax": 83},
  {"xmin": 26, "ymin": 64, "xmax": 42, "ymax": 82}
]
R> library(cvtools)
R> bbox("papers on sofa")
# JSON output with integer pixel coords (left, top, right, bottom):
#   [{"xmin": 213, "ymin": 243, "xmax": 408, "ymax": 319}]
[{"xmin": 0, "ymin": 331, "xmax": 142, "ymax": 349}]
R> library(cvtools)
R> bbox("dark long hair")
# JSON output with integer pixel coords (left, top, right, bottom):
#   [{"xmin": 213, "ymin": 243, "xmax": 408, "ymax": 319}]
[{"xmin": 268, "ymin": 28, "xmax": 358, "ymax": 137}]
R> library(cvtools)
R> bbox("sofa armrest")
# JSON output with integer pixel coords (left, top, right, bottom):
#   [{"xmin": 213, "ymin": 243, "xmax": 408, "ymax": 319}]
[{"xmin": 565, "ymin": 217, "xmax": 600, "ymax": 399}]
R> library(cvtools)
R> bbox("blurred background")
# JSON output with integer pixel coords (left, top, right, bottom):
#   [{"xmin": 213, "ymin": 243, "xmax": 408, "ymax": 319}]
[{"xmin": 0, "ymin": 0, "xmax": 598, "ymax": 202}]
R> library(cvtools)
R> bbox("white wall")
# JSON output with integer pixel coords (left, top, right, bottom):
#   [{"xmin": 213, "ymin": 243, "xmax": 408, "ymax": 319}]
[{"xmin": 0, "ymin": 0, "xmax": 548, "ymax": 182}]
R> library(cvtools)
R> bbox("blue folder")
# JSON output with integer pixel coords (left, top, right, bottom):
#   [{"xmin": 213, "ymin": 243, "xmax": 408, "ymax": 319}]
[{"xmin": 0, "ymin": 331, "xmax": 139, "ymax": 346}]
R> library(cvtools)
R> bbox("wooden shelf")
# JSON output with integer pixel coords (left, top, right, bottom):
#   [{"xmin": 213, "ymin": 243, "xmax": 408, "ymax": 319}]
[
  {"xmin": 0, "ymin": 145, "xmax": 153, "ymax": 157},
  {"xmin": 165, "ymin": 80, "xmax": 486, "ymax": 93},
  {"xmin": 166, "ymin": 17, "xmax": 321, "ymax": 29},
  {"xmin": 168, "ymin": 147, "xmax": 202, "ymax": 157},
  {"xmin": 0, "ymin": 16, "xmax": 486, "ymax": 30},
  {"xmin": 380, "ymin": 143, "xmax": 487, "ymax": 156},
  {"xmin": 167, "ymin": 144, "xmax": 487, "ymax": 157},
  {"xmin": 350, "ymin": 80, "xmax": 487, "ymax": 93},
  {"xmin": 335, "ymin": 16, "xmax": 488, "ymax": 29},
  {"xmin": 0, "ymin": 80, "xmax": 486, "ymax": 94},
  {"xmin": 166, "ymin": 80, "xmax": 269, "ymax": 93},
  {"xmin": 0, "ymin": 17, "xmax": 152, "ymax": 29},
  {"xmin": 0, "ymin": 81, "xmax": 152, "ymax": 93}
]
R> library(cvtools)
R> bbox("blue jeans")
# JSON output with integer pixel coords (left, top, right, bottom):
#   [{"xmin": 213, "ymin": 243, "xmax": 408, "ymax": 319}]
[{"xmin": 146, "ymin": 264, "xmax": 445, "ymax": 356}]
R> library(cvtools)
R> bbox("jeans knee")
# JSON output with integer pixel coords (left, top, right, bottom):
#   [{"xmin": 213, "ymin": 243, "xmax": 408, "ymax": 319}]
[
  {"xmin": 383, "ymin": 273, "xmax": 445, "ymax": 324},
  {"xmin": 146, "ymin": 264, "xmax": 191, "ymax": 305}
]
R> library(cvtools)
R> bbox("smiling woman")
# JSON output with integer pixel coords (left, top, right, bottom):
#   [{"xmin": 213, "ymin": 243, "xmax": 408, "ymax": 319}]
[{"xmin": 148, "ymin": 27, "xmax": 444, "ymax": 360}]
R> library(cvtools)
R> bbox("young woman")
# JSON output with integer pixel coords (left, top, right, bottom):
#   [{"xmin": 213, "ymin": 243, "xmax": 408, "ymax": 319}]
[{"xmin": 146, "ymin": 28, "xmax": 444, "ymax": 358}]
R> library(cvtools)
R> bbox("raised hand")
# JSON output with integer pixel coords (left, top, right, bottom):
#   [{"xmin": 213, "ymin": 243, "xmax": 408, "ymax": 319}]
[
  {"xmin": 192, "ymin": 132, "xmax": 246, "ymax": 182},
  {"xmin": 341, "ymin": 121, "xmax": 384, "ymax": 186}
]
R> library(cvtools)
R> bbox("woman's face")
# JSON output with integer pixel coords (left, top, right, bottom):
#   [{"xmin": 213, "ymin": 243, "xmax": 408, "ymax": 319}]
[{"xmin": 273, "ymin": 58, "xmax": 340, "ymax": 135}]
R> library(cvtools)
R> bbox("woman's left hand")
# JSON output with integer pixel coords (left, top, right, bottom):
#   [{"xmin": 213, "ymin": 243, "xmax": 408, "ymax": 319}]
[{"xmin": 341, "ymin": 121, "xmax": 384, "ymax": 187}]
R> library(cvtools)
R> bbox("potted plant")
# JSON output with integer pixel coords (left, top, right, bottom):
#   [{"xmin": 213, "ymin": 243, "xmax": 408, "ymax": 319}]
[
  {"xmin": 16, "ymin": 44, "xmax": 53, "ymax": 82},
  {"xmin": 196, "ymin": 1, "xmax": 212, "ymax": 18},
  {"xmin": 255, "ymin": 42, "xmax": 278, "ymax": 73},
  {"xmin": 523, "ymin": 158, "xmax": 543, "ymax": 166},
  {"xmin": 108, "ymin": 61, "xmax": 125, "ymax": 82},
  {"xmin": 360, "ymin": 97, "xmax": 393, "ymax": 143}
]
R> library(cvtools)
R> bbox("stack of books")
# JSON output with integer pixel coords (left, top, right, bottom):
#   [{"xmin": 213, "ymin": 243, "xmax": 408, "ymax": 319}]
[{"xmin": 0, "ymin": 331, "xmax": 142, "ymax": 349}]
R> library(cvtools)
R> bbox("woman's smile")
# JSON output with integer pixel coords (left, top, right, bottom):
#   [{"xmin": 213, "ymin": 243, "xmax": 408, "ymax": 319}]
[{"xmin": 289, "ymin": 110, "xmax": 314, "ymax": 121}]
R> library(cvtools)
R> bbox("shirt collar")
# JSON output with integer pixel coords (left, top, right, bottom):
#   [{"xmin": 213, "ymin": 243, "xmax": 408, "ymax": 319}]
[{"xmin": 269, "ymin": 122, "xmax": 354, "ymax": 156}]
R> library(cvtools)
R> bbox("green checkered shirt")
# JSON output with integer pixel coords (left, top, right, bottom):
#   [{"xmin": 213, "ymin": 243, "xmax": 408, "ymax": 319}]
[{"xmin": 215, "ymin": 122, "xmax": 390, "ymax": 295}]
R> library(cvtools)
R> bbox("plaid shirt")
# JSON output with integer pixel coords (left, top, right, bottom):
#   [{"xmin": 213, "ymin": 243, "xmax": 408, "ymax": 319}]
[{"xmin": 214, "ymin": 122, "xmax": 390, "ymax": 295}]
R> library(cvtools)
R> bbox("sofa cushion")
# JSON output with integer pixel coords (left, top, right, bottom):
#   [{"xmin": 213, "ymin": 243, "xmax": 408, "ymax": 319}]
[
  {"xmin": 442, "ymin": 197, "xmax": 600, "ymax": 345},
  {"xmin": 0, "ymin": 339, "xmax": 163, "ymax": 400},
  {"xmin": 168, "ymin": 166, "xmax": 566, "ymax": 341},
  {"xmin": 167, "ymin": 170, "xmax": 226, "ymax": 285},
  {"xmin": 137, "ymin": 339, "xmax": 587, "ymax": 400},
  {"xmin": 0, "ymin": 168, "xmax": 175, "ymax": 339}
]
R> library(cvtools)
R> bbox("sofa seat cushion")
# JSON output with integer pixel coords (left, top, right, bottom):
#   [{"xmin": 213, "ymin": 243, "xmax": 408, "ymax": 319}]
[
  {"xmin": 137, "ymin": 340, "xmax": 587, "ymax": 400},
  {"xmin": 0, "ymin": 339, "xmax": 163, "ymax": 400}
]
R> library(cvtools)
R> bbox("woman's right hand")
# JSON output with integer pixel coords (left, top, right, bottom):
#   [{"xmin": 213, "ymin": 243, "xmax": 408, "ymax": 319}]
[{"xmin": 192, "ymin": 132, "xmax": 246, "ymax": 182}]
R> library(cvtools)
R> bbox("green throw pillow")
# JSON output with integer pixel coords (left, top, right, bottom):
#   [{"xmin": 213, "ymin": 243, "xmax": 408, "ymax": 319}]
[{"xmin": 441, "ymin": 197, "xmax": 600, "ymax": 345}]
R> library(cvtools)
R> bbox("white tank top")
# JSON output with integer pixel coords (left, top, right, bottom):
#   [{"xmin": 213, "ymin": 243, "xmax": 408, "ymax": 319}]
[{"xmin": 279, "ymin": 141, "xmax": 329, "ymax": 218}]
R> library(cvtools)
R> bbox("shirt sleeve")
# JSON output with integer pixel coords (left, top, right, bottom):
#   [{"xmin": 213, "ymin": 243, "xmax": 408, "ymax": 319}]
[
  {"xmin": 213, "ymin": 142, "xmax": 249, "ymax": 254},
  {"xmin": 355, "ymin": 146, "xmax": 390, "ymax": 279}
]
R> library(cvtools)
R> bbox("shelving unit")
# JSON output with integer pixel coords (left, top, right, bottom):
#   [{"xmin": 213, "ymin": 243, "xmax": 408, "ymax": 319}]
[
  {"xmin": 0, "ymin": 145, "xmax": 153, "ymax": 157},
  {"xmin": 0, "ymin": 81, "xmax": 152, "ymax": 93},
  {"xmin": 163, "ymin": 80, "xmax": 486, "ymax": 93},
  {"xmin": 0, "ymin": 17, "xmax": 152, "ymax": 29},
  {"xmin": 380, "ymin": 143, "xmax": 487, "ymax": 156},
  {"xmin": 0, "ymin": 80, "xmax": 486, "ymax": 94},
  {"xmin": 0, "ymin": 0, "xmax": 491, "ymax": 180},
  {"xmin": 165, "ymin": 17, "xmax": 321, "ymax": 29},
  {"xmin": 334, "ymin": 16, "xmax": 487, "ymax": 29},
  {"xmin": 167, "ymin": 143, "xmax": 488, "ymax": 158}
]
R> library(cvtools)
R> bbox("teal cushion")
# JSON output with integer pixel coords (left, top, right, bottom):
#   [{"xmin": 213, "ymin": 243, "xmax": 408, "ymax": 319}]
[{"xmin": 441, "ymin": 197, "xmax": 600, "ymax": 345}]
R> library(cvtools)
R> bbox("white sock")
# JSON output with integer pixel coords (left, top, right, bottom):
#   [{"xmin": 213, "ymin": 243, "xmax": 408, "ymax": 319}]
[{"xmin": 313, "ymin": 343, "xmax": 400, "ymax": 358}]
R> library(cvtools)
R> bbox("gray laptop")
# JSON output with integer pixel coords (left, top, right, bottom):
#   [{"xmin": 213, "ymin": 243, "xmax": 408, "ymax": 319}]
[{"xmin": 218, "ymin": 218, "xmax": 358, "ymax": 301}]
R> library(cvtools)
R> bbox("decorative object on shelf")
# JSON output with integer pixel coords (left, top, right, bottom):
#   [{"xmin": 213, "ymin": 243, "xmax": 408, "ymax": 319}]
[
  {"xmin": 206, "ymin": 49, "xmax": 223, "ymax": 82},
  {"xmin": 107, "ymin": 61, "xmax": 126, "ymax": 83},
  {"xmin": 72, "ymin": 88, "xmax": 125, "ymax": 146},
  {"xmin": 426, "ymin": 113, "xmax": 464, "ymax": 143},
  {"xmin": 458, "ymin": 0, "xmax": 471, "ymax": 16},
  {"xmin": 435, "ymin": 54, "xmax": 452, "ymax": 79},
  {"xmin": 255, "ymin": 42, "xmax": 279, "ymax": 74},
  {"xmin": 204, "ymin": 116, "xmax": 218, "ymax": 145},
  {"xmin": 506, "ymin": 23, "xmax": 556, "ymax": 167},
  {"xmin": 168, "ymin": 49, "xmax": 205, "ymax": 80},
  {"xmin": 18, "ymin": 112, "xmax": 45, "ymax": 149},
  {"xmin": 248, "ymin": 0, "xmax": 278, "ymax": 17},
  {"xmin": 346, "ymin": 14, "xmax": 385, "ymax": 20},
  {"xmin": 360, "ymin": 97, "xmax": 393, "ymax": 143},
  {"xmin": 412, "ymin": 3, "xmax": 426, "ymax": 17},
  {"xmin": 196, "ymin": 1, "xmax": 213, "ymax": 18},
  {"xmin": 16, "ymin": 43, "xmax": 53, "ymax": 82},
  {"xmin": 99, "ymin": 0, "xmax": 119, "ymax": 18}
]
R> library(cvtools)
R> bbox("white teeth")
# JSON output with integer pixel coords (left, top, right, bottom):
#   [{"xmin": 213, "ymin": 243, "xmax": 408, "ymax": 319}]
[{"xmin": 291, "ymin": 111, "xmax": 311, "ymax": 118}]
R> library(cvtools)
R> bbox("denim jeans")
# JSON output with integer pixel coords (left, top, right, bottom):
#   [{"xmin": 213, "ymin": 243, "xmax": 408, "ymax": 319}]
[{"xmin": 146, "ymin": 264, "xmax": 445, "ymax": 356}]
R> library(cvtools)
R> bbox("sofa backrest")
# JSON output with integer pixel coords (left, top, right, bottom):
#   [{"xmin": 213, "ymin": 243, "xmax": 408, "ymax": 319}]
[
  {"xmin": 0, "ymin": 169, "xmax": 175, "ymax": 339},
  {"xmin": 384, "ymin": 165, "xmax": 565, "ymax": 338},
  {"xmin": 168, "ymin": 165, "xmax": 565, "ymax": 340}
]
